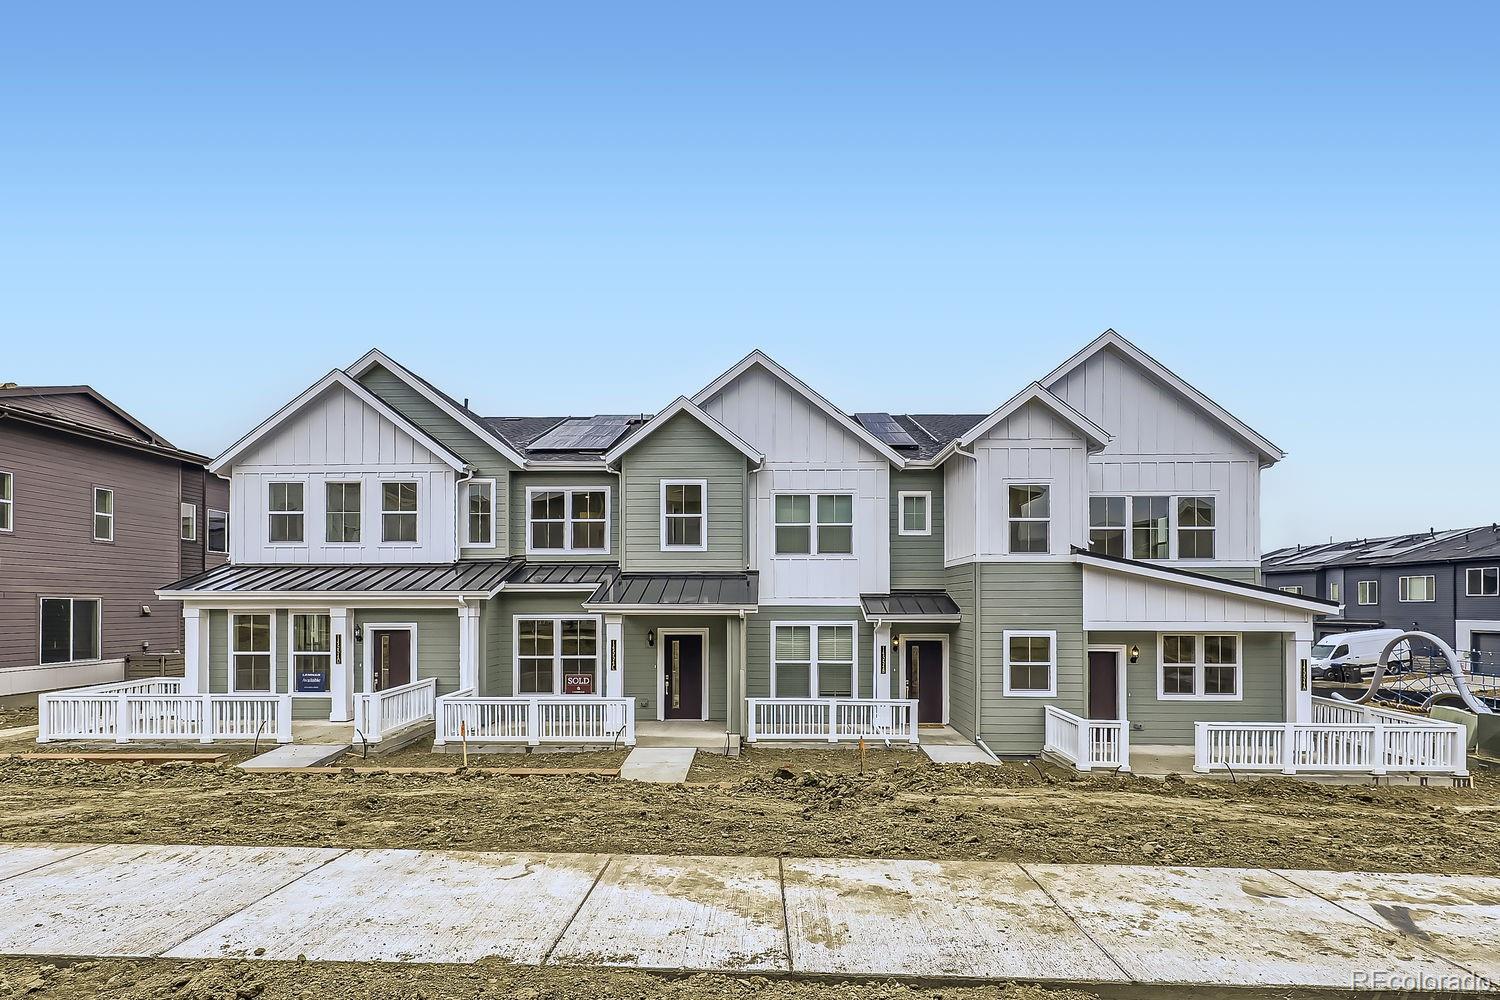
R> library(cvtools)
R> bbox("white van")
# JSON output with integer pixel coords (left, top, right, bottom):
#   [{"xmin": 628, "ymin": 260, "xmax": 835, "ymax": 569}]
[{"xmin": 1310, "ymin": 629, "xmax": 1411, "ymax": 683}]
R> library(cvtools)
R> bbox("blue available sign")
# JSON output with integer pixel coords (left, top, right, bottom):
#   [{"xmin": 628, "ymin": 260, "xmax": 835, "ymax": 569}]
[{"xmin": 295, "ymin": 670, "xmax": 329, "ymax": 693}]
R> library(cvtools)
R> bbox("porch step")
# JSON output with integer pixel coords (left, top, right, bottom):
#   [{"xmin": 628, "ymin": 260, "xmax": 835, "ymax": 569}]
[
  {"xmin": 620, "ymin": 747, "xmax": 695, "ymax": 783},
  {"xmin": 921, "ymin": 744, "xmax": 999, "ymax": 765},
  {"xmin": 239, "ymin": 743, "xmax": 350, "ymax": 770}
]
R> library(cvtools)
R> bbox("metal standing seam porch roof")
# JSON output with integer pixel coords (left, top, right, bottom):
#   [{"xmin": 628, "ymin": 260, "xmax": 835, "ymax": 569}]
[
  {"xmin": 584, "ymin": 572, "xmax": 759, "ymax": 609},
  {"xmin": 860, "ymin": 591, "xmax": 962, "ymax": 622},
  {"xmin": 502, "ymin": 562, "xmax": 619, "ymax": 589},
  {"xmin": 159, "ymin": 559, "xmax": 522, "ymax": 596}
]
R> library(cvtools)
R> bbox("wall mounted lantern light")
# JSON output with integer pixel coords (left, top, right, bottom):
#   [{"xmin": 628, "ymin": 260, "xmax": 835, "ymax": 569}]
[
  {"xmin": 1128, "ymin": 644, "xmax": 1140, "ymax": 664},
  {"xmin": 646, "ymin": 628, "xmax": 656, "ymax": 648}
]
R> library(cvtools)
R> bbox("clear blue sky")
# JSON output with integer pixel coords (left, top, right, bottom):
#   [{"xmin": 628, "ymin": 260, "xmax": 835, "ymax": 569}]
[{"xmin": 2, "ymin": 2, "xmax": 1495, "ymax": 549}]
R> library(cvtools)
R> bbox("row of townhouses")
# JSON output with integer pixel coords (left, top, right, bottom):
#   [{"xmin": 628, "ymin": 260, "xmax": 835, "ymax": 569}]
[{"xmin": 144, "ymin": 330, "xmax": 1342, "ymax": 760}]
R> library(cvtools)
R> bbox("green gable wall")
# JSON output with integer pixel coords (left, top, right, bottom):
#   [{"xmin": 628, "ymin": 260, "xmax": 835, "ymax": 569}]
[
  {"xmin": 890, "ymin": 469, "xmax": 945, "ymax": 590},
  {"xmin": 508, "ymin": 471, "xmax": 619, "ymax": 562}
]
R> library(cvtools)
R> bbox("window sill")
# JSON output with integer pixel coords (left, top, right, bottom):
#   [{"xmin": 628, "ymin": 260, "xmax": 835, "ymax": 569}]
[
  {"xmin": 661, "ymin": 545, "xmax": 709, "ymax": 553},
  {"xmin": 1156, "ymin": 693, "xmax": 1244, "ymax": 702},
  {"xmin": 526, "ymin": 549, "xmax": 611, "ymax": 557},
  {"xmin": 1002, "ymin": 688, "xmax": 1058, "ymax": 698}
]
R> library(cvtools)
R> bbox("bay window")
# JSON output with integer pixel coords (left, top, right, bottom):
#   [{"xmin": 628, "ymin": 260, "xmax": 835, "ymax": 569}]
[
  {"xmin": 40, "ymin": 597, "xmax": 100, "ymax": 664},
  {"xmin": 528, "ymin": 488, "xmax": 608, "ymax": 553},
  {"xmin": 1158, "ymin": 633, "xmax": 1240, "ymax": 699}
]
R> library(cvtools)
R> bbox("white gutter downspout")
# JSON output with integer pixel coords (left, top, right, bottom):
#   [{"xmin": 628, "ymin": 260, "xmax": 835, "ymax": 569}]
[{"xmin": 954, "ymin": 444, "xmax": 982, "ymax": 742}]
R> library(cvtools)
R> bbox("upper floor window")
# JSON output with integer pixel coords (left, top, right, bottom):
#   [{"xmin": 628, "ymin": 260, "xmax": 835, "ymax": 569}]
[
  {"xmin": 1007, "ymin": 485, "xmax": 1049, "ymax": 554},
  {"xmin": 326, "ymin": 482, "xmax": 361, "ymax": 543},
  {"xmin": 774, "ymin": 494, "xmax": 853, "ymax": 555},
  {"xmin": 268, "ymin": 482, "xmax": 304, "ymax": 543},
  {"xmin": 1328, "ymin": 581, "xmax": 1341, "ymax": 603},
  {"xmin": 0, "ymin": 470, "xmax": 11, "ymax": 531},
  {"xmin": 231, "ymin": 612, "xmax": 273, "ymax": 692},
  {"xmin": 1399, "ymin": 575, "xmax": 1435, "ymax": 603},
  {"xmin": 1132, "ymin": 495, "xmax": 1170, "ymax": 559},
  {"xmin": 1357, "ymin": 580, "xmax": 1378, "ymax": 605},
  {"xmin": 179, "ymin": 502, "xmax": 196, "ymax": 541},
  {"xmin": 1176, "ymin": 497, "xmax": 1216, "ymax": 559},
  {"xmin": 1003, "ymin": 630, "xmax": 1056, "ymax": 696},
  {"xmin": 207, "ymin": 509, "xmax": 229, "ymax": 554},
  {"xmin": 899, "ymin": 491, "xmax": 931, "ymax": 536},
  {"xmin": 1159, "ymin": 633, "xmax": 1240, "ymax": 699},
  {"xmin": 40, "ymin": 597, "xmax": 100, "ymax": 664},
  {"xmin": 1087, "ymin": 496, "xmax": 1126, "ymax": 557},
  {"xmin": 661, "ymin": 480, "xmax": 706, "ymax": 550},
  {"xmin": 1087, "ymin": 495, "xmax": 1216, "ymax": 560},
  {"xmin": 381, "ymin": 482, "xmax": 419, "ymax": 543},
  {"xmin": 92, "ymin": 487, "xmax": 114, "ymax": 541},
  {"xmin": 465, "ymin": 480, "xmax": 495, "ymax": 547},
  {"xmin": 771, "ymin": 622, "xmax": 858, "ymax": 698},
  {"xmin": 528, "ymin": 488, "xmax": 608, "ymax": 553},
  {"xmin": 1279, "ymin": 585, "xmax": 1303, "ymax": 595},
  {"xmin": 1466, "ymin": 567, "xmax": 1499, "ymax": 597}
]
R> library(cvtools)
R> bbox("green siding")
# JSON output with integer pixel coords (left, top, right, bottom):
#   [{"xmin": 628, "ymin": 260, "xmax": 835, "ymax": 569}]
[
  {"xmin": 619, "ymin": 412, "xmax": 747, "ymax": 573},
  {"xmin": 354, "ymin": 608, "xmax": 462, "ymax": 697},
  {"xmin": 890, "ymin": 470, "xmax": 945, "ymax": 590},
  {"xmin": 508, "ymin": 471, "xmax": 619, "ymax": 562},
  {"xmin": 358, "ymin": 363, "xmax": 519, "ymax": 559},
  {"xmin": 623, "ymin": 616, "xmax": 732, "ymax": 723},
  {"xmin": 944, "ymin": 564, "xmax": 978, "ymax": 739},
  {"xmin": 745, "ymin": 607, "xmax": 874, "ymax": 701},
  {"xmin": 1093, "ymin": 629, "xmax": 1286, "ymax": 744},
  {"xmin": 484, "ymin": 592, "xmax": 596, "ymax": 697}
]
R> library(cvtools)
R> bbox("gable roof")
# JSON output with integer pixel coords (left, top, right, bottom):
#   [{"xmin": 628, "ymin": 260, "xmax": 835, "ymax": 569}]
[
  {"xmin": 347, "ymin": 348, "xmax": 532, "ymax": 467},
  {"xmin": 602, "ymin": 396, "xmax": 764, "ymax": 465},
  {"xmin": 954, "ymin": 382, "xmax": 1111, "ymax": 452},
  {"xmin": 691, "ymin": 350, "xmax": 908, "ymax": 466},
  {"xmin": 0, "ymin": 384, "xmax": 175, "ymax": 448},
  {"xmin": 1041, "ymin": 329, "xmax": 1285, "ymax": 465},
  {"xmin": 209, "ymin": 369, "xmax": 468, "ymax": 474}
]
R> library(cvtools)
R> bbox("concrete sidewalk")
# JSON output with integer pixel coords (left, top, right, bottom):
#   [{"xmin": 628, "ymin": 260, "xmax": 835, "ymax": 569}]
[{"xmin": 0, "ymin": 842, "xmax": 1495, "ymax": 993}]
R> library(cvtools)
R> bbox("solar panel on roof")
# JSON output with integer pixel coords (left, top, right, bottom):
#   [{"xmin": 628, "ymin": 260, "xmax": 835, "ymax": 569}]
[
  {"xmin": 853, "ymin": 412, "xmax": 918, "ymax": 448},
  {"xmin": 529, "ymin": 415, "xmax": 637, "ymax": 451}
]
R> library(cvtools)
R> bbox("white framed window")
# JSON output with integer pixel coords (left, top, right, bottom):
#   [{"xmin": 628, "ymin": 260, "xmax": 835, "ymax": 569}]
[
  {"xmin": 268, "ymin": 482, "xmax": 304, "ymax": 543},
  {"xmin": 773, "ymin": 493, "xmax": 854, "ymax": 556},
  {"xmin": 207, "ymin": 509, "xmax": 229, "ymax": 554},
  {"xmin": 1131, "ymin": 495, "xmax": 1170, "ymax": 559},
  {"xmin": 514, "ymin": 616, "xmax": 601, "ymax": 695},
  {"xmin": 0, "ymin": 470, "xmax": 11, "ymax": 532},
  {"xmin": 39, "ymin": 597, "xmax": 100, "ymax": 664},
  {"xmin": 661, "ymin": 479, "xmax": 707, "ymax": 550},
  {"xmin": 1087, "ymin": 494, "xmax": 1220, "ymax": 561},
  {"xmin": 1466, "ymin": 567, "xmax": 1499, "ymax": 598},
  {"xmin": 92, "ymin": 487, "xmax": 114, "ymax": 541},
  {"xmin": 1176, "ymin": 496, "xmax": 1216, "ymax": 559},
  {"xmin": 1328, "ymin": 581, "xmax": 1341, "ymax": 603},
  {"xmin": 898, "ymin": 491, "xmax": 931, "ymax": 536},
  {"xmin": 1087, "ymin": 496, "xmax": 1126, "ymax": 557},
  {"xmin": 325, "ymin": 482, "xmax": 361, "ymax": 543},
  {"xmin": 1158, "ymin": 633, "xmax": 1241, "ymax": 700},
  {"xmin": 527, "ymin": 487, "xmax": 609, "ymax": 554},
  {"xmin": 1002, "ymin": 630, "xmax": 1056, "ymax": 696},
  {"xmin": 1007, "ymin": 484, "xmax": 1050, "ymax": 554},
  {"xmin": 381, "ymin": 481, "xmax": 419, "ymax": 543},
  {"xmin": 1357, "ymin": 580, "xmax": 1378, "ymax": 605},
  {"xmin": 1279, "ymin": 585, "xmax": 1303, "ymax": 595},
  {"xmin": 464, "ymin": 479, "xmax": 496, "ymax": 548},
  {"xmin": 1399, "ymin": 575, "xmax": 1436, "ymax": 603},
  {"xmin": 179, "ymin": 502, "xmax": 196, "ymax": 541},
  {"xmin": 770, "ymin": 622, "xmax": 859, "ymax": 698},
  {"xmin": 290, "ymin": 612, "xmax": 332, "ymax": 694},
  {"xmin": 231, "ymin": 612, "xmax": 274, "ymax": 692}
]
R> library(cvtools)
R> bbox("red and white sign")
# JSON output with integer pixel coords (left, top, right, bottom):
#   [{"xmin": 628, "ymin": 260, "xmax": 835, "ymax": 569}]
[{"xmin": 564, "ymin": 673, "xmax": 594, "ymax": 694}]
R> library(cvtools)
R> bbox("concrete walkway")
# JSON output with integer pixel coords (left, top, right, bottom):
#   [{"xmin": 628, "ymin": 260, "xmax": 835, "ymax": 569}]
[
  {"xmin": 0, "ymin": 842, "xmax": 1495, "ymax": 992},
  {"xmin": 620, "ymin": 746, "xmax": 695, "ymax": 782},
  {"xmin": 239, "ymin": 743, "xmax": 349, "ymax": 769}
]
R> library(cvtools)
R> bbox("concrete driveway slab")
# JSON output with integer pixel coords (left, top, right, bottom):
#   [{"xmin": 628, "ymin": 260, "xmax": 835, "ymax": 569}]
[
  {"xmin": 620, "ymin": 747, "xmax": 695, "ymax": 783},
  {"xmin": 1274, "ymin": 869, "xmax": 1500, "ymax": 985},
  {"xmin": 0, "ymin": 843, "xmax": 342, "ymax": 957},
  {"xmin": 168, "ymin": 849, "xmax": 605, "ymax": 964},
  {"xmin": 550, "ymin": 854, "xmax": 787, "ymax": 972},
  {"xmin": 0, "ymin": 842, "xmax": 102, "ymax": 882},
  {"xmin": 783, "ymin": 858, "xmax": 1127, "ymax": 982},
  {"xmin": 1026, "ymin": 864, "xmax": 1471, "ymax": 989}
]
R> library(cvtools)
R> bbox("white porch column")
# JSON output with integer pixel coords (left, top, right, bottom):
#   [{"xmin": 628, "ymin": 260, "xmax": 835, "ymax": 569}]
[
  {"xmin": 604, "ymin": 615, "xmax": 625, "ymax": 699},
  {"xmin": 181, "ymin": 607, "xmax": 204, "ymax": 695},
  {"xmin": 1286, "ymin": 622, "xmax": 1314, "ymax": 724},
  {"xmin": 328, "ymin": 607, "xmax": 353, "ymax": 722},
  {"xmin": 458, "ymin": 603, "xmax": 482, "ymax": 693},
  {"xmin": 872, "ymin": 623, "xmax": 892, "ymax": 699}
]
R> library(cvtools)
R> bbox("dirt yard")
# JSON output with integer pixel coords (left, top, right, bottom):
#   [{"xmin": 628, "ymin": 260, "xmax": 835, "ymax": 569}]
[
  {"xmin": 0, "ymin": 706, "xmax": 38, "ymax": 731},
  {"xmin": 1, "ymin": 749, "xmax": 1497, "ymax": 873}
]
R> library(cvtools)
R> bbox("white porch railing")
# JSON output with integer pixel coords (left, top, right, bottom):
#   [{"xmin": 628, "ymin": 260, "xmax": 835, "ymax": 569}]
[
  {"xmin": 1194, "ymin": 719, "xmax": 1468, "ymax": 777},
  {"xmin": 352, "ymin": 677, "xmax": 437, "ymax": 744},
  {"xmin": 1042, "ymin": 705, "xmax": 1130, "ymax": 772},
  {"xmin": 1310, "ymin": 695, "xmax": 1431, "ymax": 727},
  {"xmin": 744, "ymin": 698, "xmax": 919, "ymax": 744},
  {"xmin": 433, "ymin": 691, "xmax": 636, "ymax": 747},
  {"xmin": 38, "ymin": 678, "xmax": 292, "ymax": 745}
]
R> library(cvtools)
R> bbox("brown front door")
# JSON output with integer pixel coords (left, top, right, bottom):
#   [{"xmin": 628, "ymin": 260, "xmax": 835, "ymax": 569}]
[
  {"xmin": 906, "ymin": 640, "xmax": 945, "ymax": 725},
  {"xmin": 1087, "ymin": 650, "xmax": 1118, "ymax": 720},
  {"xmin": 662, "ymin": 634, "xmax": 703, "ymax": 719},
  {"xmin": 372, "ymin": 628, "xmax": 413, "ymax": 692}
]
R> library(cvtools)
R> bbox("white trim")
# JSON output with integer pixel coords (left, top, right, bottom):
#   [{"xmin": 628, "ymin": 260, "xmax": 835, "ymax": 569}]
[
  {"xmin": 287, "ymin": 610, "xmax": 334, "ymax": 697},
  {"xmin": 691, "ymin": 350, "xmax": 907, "ymax": 465},
  {"xmin": 769, "ymin": 620, "xmax": 861, "ymax": 699},
  {"xmin": 362, "ymin": 622, "xmax": 419, "ymax": 693},
  {"xmin": 603, "ymin": 396, "xmax": 764, "ymax": 464},
  {"xmin": 1456, "ymin": 620, "xmax": 1500, "ymax": 655},
  {"xmin": 37, "ymin": 596, "xmax": 103, "ymax": 666},
  {"xmin": 206, "ymin": 508, "xmax": 229, "ymax": 554},
  {"xmin": 1002, "ymin": 629, "xmax": 1058, "ymax": 697},
  {"xmin": 1155, "ymin": 632, "xmax": 1243, "ymax": 702},
  {"xmin": 322, "ymin": 479, "xmax": 363, "ymax": 545},
  {"xmin": 210, "ymin": 368, "xmax": 467, "ymax": 474},
  {"xmin": 1039, "ymin": 329, "xmax": 1285, "ymax": 464},
  {"xmin": 660, "ymin": 479, "xmax": 709, "ymax": 552},
  {"xmin": 1073, "ymin": 552, "xmax": 1338, "ymax": 614},
  {"xmin": 1398, "ymin": 574, "xmax": 1437, "ymax": 603},
  {"xmin": 1465, "ymin": 566, "xmax": 1499, "ymax": 598},
  {"xmin": 228, "ymin": 610, "xmax": 278, "ymax": 694},
  {"xmin": 512, "ymin": 614, "xmax": 604, "ymax": 697},
  {"xmin": 267, "ymin": 480, "xmax": 306, "ymax": 546},
  {"xmin": 1004, "ymin": 482, "xmax": 1051, "ymax": 555},
  {"xmin": 92, "ymin": 486, "xmax": 114, "ymax": 542},
  {"xmin": 1087, "ymin": 644, "xmax": 1128, "ymax": 723},
  {"xmin": 655, "ymin": 627, "xmax": 711, "ymax": 721},
  {"xmin": 958, "ymin": 382, "xmax": 1111, "ymax": 451},
  {"xmin": 897, "ymin": 491, "xmax": 931, "ymax": 536},
  {"xmin": 1085, "ymin": 493, "xmax": 1219, "ymax": 562},
  {"xmin": 158, "ymin": 591, "xmax": 478, "ymax": 606},
  {"xmin": 462, "ymin": 478, "xmax": 498, "ymax": 549},
  {"xmin": 0, "ymin": 469, "xmax": 11, "ymax": 533},
  {"xmin": 524, "ymin": 485, "xmax": 611, "ymax": 556},
  {"xmin": 772, "ymin": 491, "xmax": 855, "ymax": 557},
  {"xmin": 898, "ymin": 632, "xmax": 949, "ymax": 725},
  {"xmin": 1357, "ymin": 579, "xmax": 1379, "ymax": 606},
  {"xmin": 179, "ymin": 501, "xmax": 196, "ymax": 542},
  {"xmin": 378, "ymin": 479, "xmax": 420, "ymax": 545}
]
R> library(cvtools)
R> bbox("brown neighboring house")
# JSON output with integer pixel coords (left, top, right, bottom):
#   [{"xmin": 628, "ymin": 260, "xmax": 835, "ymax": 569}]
[{"xmin": 0, "ymin": 384, "xmax": 228, "ymax": 696}]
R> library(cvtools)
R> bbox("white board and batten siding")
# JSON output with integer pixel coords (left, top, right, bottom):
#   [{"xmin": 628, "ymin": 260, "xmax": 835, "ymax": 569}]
[
  {"xmin": 698, "ymin": 365, "xmax": 890, "ymax": 601},
  {"xmin": 1082, "ymin": 566, "xmax": 1311, "ymax": 632},
  {"xmin": 229, "ymin": 382, "xmax": 458, "ymax": 564},
  {"xmin": 1045, "ymin": 344, "xmax": 1263, "ymax": 565}
]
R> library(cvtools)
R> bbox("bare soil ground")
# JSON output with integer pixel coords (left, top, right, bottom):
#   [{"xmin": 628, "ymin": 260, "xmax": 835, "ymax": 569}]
[
  {"xmin": 0, "ymin": 957, "xmax": 1091, "ymax": 1000},
  {"xmin": 0, "ymin": 707, "xmax": 38, "ymax": 731},
  {"xmin": 1, "ymin": 750, "xmax": 1496, "ymax": 872}
]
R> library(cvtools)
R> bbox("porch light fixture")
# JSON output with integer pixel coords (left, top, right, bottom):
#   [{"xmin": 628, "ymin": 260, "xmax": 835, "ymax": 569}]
[
  {"xmin": 1128, "ymin": 644, "xmax": 1140, "ymax": 664},
  {"xmin": 646, "ymin": 629, "xmax": 655, "ymax": 648},
  {"xmin": 354, "ymin": 626, "xmax": 364, "ymax": 643}
]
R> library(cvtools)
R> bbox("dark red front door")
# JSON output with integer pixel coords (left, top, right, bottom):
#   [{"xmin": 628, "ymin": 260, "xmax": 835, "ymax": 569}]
[
  {"xmin": 906, "ymin": 640, "xmax": 945, "ymax": 724},
  {"xmin": 663, "ymin": 634, "xmax": 703, "ymax": 719},
  {"xmin": 1087, "ymin": 650, "xmax": 1118, "ymax": 720},
  {"xmin": 372, "ymin": 629, "xmax": 412, "ymax": 692}
]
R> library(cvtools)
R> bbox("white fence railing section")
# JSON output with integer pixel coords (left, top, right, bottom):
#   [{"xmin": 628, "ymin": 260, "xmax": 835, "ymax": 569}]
[
  {"xmin": 38, "ymin": 678, "xmax": 292, "ymax": 745},
  {"xmin": 352, "ymin": 677, "xmax": 437, "ymax": 744},
  {"xmin": 1042, "ymin": 705, "xmax": 1130, "ymax": 772},
  {"xmin": 434, "ymin": 692, "xmax": 636, "ymax": 747},
  {"xmin": 744, "ymin": 698, "xmax": 920, "ymax": 744}
]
